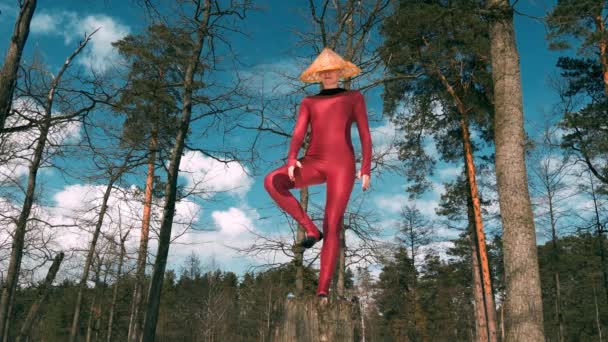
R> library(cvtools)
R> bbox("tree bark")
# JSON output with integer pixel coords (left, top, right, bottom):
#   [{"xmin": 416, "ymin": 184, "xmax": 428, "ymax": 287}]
[
  {"xmin": 272, "ymin": 297, "xmax": 360, "ymax": 342},
  {"xmin": 0, "ymin": 29, "xmax": 96, "ymax": 341},
  {"xmin": 0, "ymin": 0, "xmax": 37, "ymax": 131},
  {"xmin": 16, "ymin": 252, "xmax": 64, "ymax": 342},
  {"xmin": 594, "ymin": 14, "xmax": 608, "ymax": 98},
  {"xmin": 468, "ymin": 200, "xmax": 489, "ymax": 342},
  {"xmin": 141, "ymin": 2, "xmax": 211, "ymax": 340},
  {"xmin": 487, "ymin": 1, "xmax": 545, "ymax": 340},
  {"xmin": 128, "ymin": 128, "xmax": 158, "ymax": 342},
  {"xmin": 460, "ymin": 115, "xmax": 498, "ymax": 342}
]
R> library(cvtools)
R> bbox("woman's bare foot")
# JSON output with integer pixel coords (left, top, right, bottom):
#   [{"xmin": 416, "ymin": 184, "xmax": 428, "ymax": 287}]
[{"xmin": 318, "ymin": 294, "xmax": 328, "ymax": 306}]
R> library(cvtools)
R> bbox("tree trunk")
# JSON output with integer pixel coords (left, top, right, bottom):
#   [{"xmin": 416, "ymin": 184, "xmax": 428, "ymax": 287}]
[
  {"xmin": 546, "ymin": 173, "xmax": 564, "ymax": 342},
  {"xmin": 272, "ymin": 297, "xmax": 360, "ymax": 342},
  {"xmin": 460, "ymin": 116, "xmax": 498, "ymax": 342},
  {"xmin": 128, "ymin": 128, "xmax": 158, "ymax": 342},
  {"xmin": 487, "ymin": 1, "xmax": 545, "ymax": 340},
  {"xmin": 0, "ymin": 0, "xmax": 37, "ymax": 131},
  {"xmin": 0, "ymin": 30, "xmax": 95, "ymax": 340},
  {"xmin": 86, "ymin": 258, "xmax": 103, "ymax": 342},
  {"xmin": 295, "ymin": 137, "xmax": 313, "ymax": 296},
  {"xmin": 468, "ymin": 200, "xmax": 489, "ymax": 342},
  {"xmin": 337, "ymin": 227, "xmax": 346, "ymax": 297},
  {"xmin": 107, "ymin": 237, "xmax": 127, "ymax": 342},
  {"xmin": 141, "ymin": 2, "xmax": 211, "ymax": 340},
  {"xmin": 295, "ymin": 186, "xmax": 309, "ymax": 295},
  {"xmin": 594, "ymin": 14, "xmax": 608, "ymax": 98},
  {"xmin": 16, "ymin": 252, "xmax": 64, "ymax": 342},
  {"xmin": 589, "ymin": 174, "xmax": 608, "ymax": 305},
  {"xmin": 595, "ymin": 286, "xmax": 603, "ymax": 341},
  {"xmin": 69, "ymin": 171, "xmax": 124, "ymax": 342},
  {"xmin": 435, "ymin": 62, "xmax": 497, "ymax": 342}
]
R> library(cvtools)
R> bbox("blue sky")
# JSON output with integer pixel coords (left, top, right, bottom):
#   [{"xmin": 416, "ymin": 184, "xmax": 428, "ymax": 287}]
[{"xmin": 0, "ymin": 0, "xmax": 574, "ymax": 279}]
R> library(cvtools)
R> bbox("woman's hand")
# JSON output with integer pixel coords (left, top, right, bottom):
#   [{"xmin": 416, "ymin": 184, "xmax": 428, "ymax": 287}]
[
  {"xmin": 356, "ymin": 170, "xmax": 371, "ymax": 191},
  {"xmin": 288, "ymin": 160, "xmax": 303, "ymax": 181}
]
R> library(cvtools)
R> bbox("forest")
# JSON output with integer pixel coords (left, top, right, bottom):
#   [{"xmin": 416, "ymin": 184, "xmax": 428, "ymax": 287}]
[{"xmin": 1, "ymin": 0, "xmax": 607, "ymax": 341}]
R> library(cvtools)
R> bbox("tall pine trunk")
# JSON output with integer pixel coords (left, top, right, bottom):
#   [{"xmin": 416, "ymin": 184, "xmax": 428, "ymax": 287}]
[
  {"xmin": 0, "ymin": 31, "xmax": 95, "ymax": 340},
  {"xmin": 128, "ymin": 128, "xmax": 158, "ymax": 342},
  {"xmin": 593, "ymin": 13, "xmax": 608, "ymax": 97},
  {"xmin": 0, "ymin": 0, "xmax": 37, "ymax": 131},
  {"xmin": 142, "ymin": 2, "xmax": 211, "ymax": 339},
  {"xmin": 487, "ymin": 1, "xmax": 545, "ymax": 340}
]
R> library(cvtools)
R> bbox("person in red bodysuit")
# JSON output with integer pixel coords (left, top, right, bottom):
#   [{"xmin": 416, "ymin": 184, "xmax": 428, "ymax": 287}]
[{"xmin": 263, "ymin": 48, "xmax": 372, "ymax": 302}]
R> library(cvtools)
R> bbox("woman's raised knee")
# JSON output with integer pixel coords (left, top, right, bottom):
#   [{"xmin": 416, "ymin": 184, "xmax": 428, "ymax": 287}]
[{"xmin": 264, "ymin": 170, "xmax": 292, "ymax": 193}]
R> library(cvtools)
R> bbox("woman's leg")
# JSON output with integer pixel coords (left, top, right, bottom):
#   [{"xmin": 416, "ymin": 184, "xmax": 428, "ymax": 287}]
[
  {"xmin": 264, "ymin": 157, "xmax": 326, "ymax": 239},
  {"xmin": 317, "ymin": 168, "xmax": 355, "ymax": 296}
]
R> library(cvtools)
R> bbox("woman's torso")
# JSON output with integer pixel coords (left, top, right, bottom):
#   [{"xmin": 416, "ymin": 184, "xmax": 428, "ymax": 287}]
[{"xmin": 303, "ymin": 89, "xmax": 357, "ymax": 162}]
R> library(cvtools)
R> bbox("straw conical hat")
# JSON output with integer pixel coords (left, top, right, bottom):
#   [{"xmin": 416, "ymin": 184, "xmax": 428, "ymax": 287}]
[{"xmin": 299, "ymin": 47, "xmax": 361, "ymax": 83}]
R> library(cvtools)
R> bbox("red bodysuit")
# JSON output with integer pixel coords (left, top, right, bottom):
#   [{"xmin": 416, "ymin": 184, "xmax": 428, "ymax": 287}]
[{"xmin": 264, "ymin": 88, "xmax": 372, "ymax": 296}]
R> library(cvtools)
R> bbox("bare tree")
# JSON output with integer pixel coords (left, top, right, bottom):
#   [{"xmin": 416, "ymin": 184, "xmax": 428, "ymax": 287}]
[
  {"xmin": 0, "ymin": 28, "xmax": 99, "ymax": 340},
  {"xmin": 68, "ymin": 148, "xmax": 138, "ymax": 342},
  {"xmin": 106, "ymin": 214, "xmax": 131, "ymax": 342}
]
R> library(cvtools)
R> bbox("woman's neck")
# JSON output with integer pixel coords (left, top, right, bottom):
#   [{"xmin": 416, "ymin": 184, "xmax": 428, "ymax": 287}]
[{"xmin": 317, "ymin": 87, "xmax": 346, "ymax": 96}]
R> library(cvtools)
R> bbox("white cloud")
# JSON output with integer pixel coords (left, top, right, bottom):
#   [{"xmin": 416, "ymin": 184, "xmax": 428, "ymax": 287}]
[
  {"xmin": 373, "ymin": 191, "xmax": 440, "ymax": 221},
  {"xmin": 438, "ymin": 165, "xmax": 462, "ymax": 180},
  {"xmin": 30, "ymin": 12, "xmax": 58, "ymax": 33},
  {"xmin": 179, "ymin": 150, "xmax": 253, "ymax": 199},
  {"xmin": 0, "ymin": 98, "xmax": 81, "ymax": 182},
  {"xmin": 239, "ymin": 58, "xmax": 303, "ymax": 97},
  {"xmin": 212, "ymin": 207, "xmax": 255, "ymax": 236},
  {"xmin": 374, "ymin": 193, "xmax": 409, "ymax": 214},
  {"xmin": 76, "ymin": 15, "xmax": 130, "ymax": 73},
  {"xmin": 30, "ymin": 10, "xmax": 129, "ymax": 73}
]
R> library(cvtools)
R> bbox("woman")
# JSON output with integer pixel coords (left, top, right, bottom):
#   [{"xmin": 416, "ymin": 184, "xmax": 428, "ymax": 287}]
[{"xmin": 263, "ymin": 47, "xmax": 372, "ymax": 303}]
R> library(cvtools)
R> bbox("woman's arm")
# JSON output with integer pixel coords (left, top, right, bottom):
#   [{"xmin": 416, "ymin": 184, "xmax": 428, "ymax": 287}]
[
  {"xmin": 354, "ymin": 91, "xmax": 372, "ymax": 177},
  {"xmin": 287, "ymin": 98, "xmax": 310, "ymax": 167}
]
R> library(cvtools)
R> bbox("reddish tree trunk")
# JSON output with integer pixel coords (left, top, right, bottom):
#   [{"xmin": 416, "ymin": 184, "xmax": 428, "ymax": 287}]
[{"xmin": 128, "ymin": 128, "xmax": 158, "ymax": 342}]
